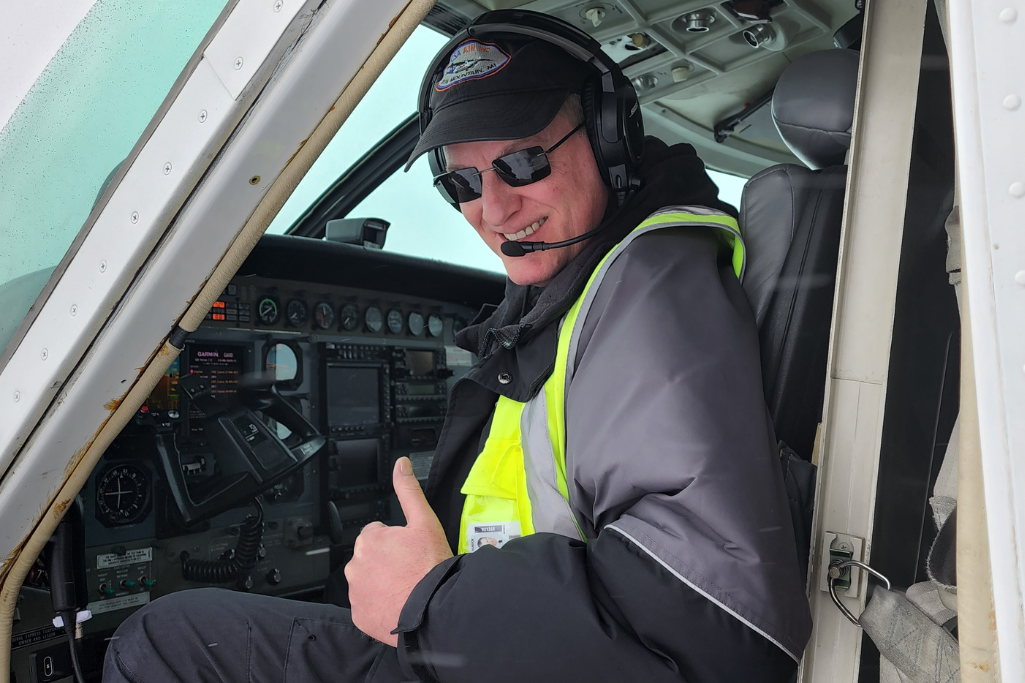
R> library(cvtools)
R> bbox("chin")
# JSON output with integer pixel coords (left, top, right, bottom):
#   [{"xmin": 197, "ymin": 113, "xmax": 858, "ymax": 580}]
[{"xmin": 503, "ymin": 256, "xmax": 558, "ymax": 287}]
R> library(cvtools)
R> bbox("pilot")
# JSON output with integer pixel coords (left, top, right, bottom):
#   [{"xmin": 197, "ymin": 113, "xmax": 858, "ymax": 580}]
[{"xmin": 104, "ymin": 10, "xmax": 811, "ymax": 683}]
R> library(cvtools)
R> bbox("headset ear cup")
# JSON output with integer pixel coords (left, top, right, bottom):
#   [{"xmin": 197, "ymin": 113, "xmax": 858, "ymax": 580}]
[
  {"xmin": 580, "ymin": 78, "xmax": 610, "ymax": 187},
  {"xmin": 621, "ymin": 86, "xmax": 644, "ymax": 169}
]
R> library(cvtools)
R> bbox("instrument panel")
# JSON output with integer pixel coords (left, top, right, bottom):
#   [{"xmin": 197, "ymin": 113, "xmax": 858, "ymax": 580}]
[
  {"xmin": 10, "ymin": 235, "xmax": 501, "ymax": 683},
  {"xmin": 203, "ymin": 277, "xmax": 463, "ymax": 340}
]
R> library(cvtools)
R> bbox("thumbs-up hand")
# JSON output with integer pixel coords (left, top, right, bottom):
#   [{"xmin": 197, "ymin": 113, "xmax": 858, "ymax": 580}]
[{"xmin": 345, "ymin": 457, "xmax": 453, "ymax": 646}]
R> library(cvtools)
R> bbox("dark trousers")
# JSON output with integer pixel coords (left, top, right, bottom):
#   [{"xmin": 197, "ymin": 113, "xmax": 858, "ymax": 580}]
[{"xmin": 102, "ymin": 588, "xmax": 405, "ymax": 683}]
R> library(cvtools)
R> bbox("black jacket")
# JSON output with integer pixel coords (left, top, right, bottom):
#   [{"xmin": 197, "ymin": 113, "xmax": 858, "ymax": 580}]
[{"xmin": 395, "ymin": 139, "xmax": 811, "ymax": 683}]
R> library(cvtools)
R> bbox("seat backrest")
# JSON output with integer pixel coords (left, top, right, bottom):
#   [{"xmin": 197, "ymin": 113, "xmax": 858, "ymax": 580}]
[{"xmin": 740, "ymin": 49, "xmax": 859, "ymax": 459}]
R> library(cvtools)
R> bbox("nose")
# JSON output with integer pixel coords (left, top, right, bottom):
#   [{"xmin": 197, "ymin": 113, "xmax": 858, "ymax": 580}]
[{"xmin": 479, "ymin": 169, "xmax": 520, "ymax": 228}]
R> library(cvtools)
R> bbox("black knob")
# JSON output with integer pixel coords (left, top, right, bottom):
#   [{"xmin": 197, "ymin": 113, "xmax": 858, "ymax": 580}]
[
  {"xmin": 296, "ymin": 525, "xmax": 313, "ymax": 540},
  {"xmin": 266, "ymin": 568, "xmax": 282, "ymax": 586}
]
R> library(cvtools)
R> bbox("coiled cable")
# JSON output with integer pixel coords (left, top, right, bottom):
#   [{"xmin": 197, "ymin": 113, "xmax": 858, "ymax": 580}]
[{"xmin": 180, "ymin": 498, "xmax": 264, "ymax": 589}]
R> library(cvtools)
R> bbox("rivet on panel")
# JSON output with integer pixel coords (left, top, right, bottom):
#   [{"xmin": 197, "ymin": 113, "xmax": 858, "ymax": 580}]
[
  {"xmin": 131, "ymin": 211, "xmax": 139, "ymax": 224},
  {"xmin": 999, "ymin": 8, "xmax": 1018, "ymax": 23},
  {"xmin": 1004, "ymin": 94, "xmax": 1022, "ymax": 111},
  {"xmin": 249, "ymin": 175, "xmax": 261, "ymax": 185},
  {"xmin": 497, "ymin": 372, "xmax": 512, "ymax": 385},
  {"xmin": 41, "ymin": 348, "xmax": 48, "ymax": 361},
  {"xmin": 13, "ymin": 391, "xmax": 20, "ymax": 403},
  {"xmin": 99, "ymin": 260, "xmax": 107, "ymax": 273},
  {"xmin": 163, "ymin": 162, "xmax": 172, "ymax": 175},
  {"xmin": 70, "ymin": 304, "xmax": 78, "ymax": 316},
  {"xmin": 199, "ymin": 109, "xmax": 208, "ymax": 123},
  {"xmin": 274, "ymin": 0, "xmax": 283, "ymax": 11},
  {"xmin": 1015, "ymin": 271, "xmax": 1025, "ymax": 286},
  {"xmin": 234, "ymin": 57, "xmax": 244, "ymax": 70},
  {"xmin": 1010, "ymin": 181, "xmax": 1025, "ymax": 198}
]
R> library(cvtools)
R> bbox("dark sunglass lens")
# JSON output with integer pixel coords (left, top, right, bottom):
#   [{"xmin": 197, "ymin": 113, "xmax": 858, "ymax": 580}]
[
  {"xmin": 493, "ymin": 147, "xmax": 551, "ymax": 187},
  {"xmin": 436, "ymin": 169, "xmax": 482, "ymax": 204}
]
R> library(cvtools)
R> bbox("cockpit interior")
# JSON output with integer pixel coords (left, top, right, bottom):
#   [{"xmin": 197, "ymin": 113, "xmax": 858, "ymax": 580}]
[{"xmin": 2, "ymin": 1, "xmax": 963, "ymax": 682}]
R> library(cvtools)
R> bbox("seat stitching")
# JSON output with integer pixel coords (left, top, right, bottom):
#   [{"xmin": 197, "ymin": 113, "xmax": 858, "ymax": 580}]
[
  {"xmin": 115, "ymin": 652, "xmax": 145, "ymax": 683},
  {"xmin": 776, "ymin": 119, "xmax": 852, "ymax": 135},
  {"xmin": 281, "ymin": 618, "xmax": 299, "ymax": 682},
  {"xmin": 246, "ymin": 621, "xmax": 253, "ymax": 683},
  {"xmin": 775, "ymin": 167, "xmax": 836, "ymax": 399}
]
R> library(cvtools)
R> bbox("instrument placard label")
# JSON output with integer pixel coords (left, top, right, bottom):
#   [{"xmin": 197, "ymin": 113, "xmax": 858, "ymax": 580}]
[
  {"xmin": 96, "ymin": 547, "xmax": 153, "ymax": 569},
  {"xmin": 10, "ymin": 624, "xmax": 61, "ymax": 650},
  {"xmin": 87, "ymin": 592, "xmax": 150, "ymax": 615}
]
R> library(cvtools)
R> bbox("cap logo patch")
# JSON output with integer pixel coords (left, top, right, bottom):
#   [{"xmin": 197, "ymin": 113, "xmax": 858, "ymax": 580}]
[{"xmin": 435, "ymin": 40, "xmax": 511, "ymax": 91}]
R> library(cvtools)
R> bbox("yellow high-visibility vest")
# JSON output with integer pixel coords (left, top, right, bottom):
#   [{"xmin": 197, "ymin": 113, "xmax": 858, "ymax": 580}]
[{"xmin": 457, "ymin": 207, "xmax": 744, "ymax": 554}]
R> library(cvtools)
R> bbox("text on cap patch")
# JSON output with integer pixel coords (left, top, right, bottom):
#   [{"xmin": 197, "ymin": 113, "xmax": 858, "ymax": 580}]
[{"xmin": 435, "ymin": 40, "xmax": 511, "ymax": 91}]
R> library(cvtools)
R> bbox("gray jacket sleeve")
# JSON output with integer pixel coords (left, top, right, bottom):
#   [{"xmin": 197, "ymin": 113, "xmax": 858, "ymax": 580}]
[
  {"xmin": 394, "ymin": 228, "xmax": 810, "ymax": 683},
  {"xmin": 566, "ymin": 227, "xmax": 811, "ymax": 661}
]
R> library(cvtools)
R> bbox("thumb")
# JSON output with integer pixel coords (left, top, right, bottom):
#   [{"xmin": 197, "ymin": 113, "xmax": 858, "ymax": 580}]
[{"xmin": 393, "ymin": 457, "xmax": 436, "ymax": 528}]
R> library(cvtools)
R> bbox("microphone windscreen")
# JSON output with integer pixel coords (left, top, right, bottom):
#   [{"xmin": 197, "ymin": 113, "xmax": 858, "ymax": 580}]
[{"xmin": 501, "ymin": 240, "xmax": 527, "ymax": 257}]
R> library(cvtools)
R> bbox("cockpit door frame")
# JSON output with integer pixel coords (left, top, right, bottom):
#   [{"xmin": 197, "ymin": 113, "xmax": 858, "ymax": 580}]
[
  {"xmin": 799, "ymin": 0, "xmax": 928, "ymax": 680},
  {"xmin": 948, "ymin": 0, "xmax": 1025, "ymax": 677}
]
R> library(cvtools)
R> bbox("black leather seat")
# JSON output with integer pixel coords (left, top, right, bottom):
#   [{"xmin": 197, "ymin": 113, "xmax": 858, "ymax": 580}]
[{"xmin": 740, "ymin": 49, "xmax": 860, "ymax": 460}]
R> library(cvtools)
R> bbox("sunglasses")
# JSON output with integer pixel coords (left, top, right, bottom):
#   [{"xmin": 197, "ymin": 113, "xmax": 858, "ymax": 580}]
[{"xmin": 433, "ymin": 123, "xmax": 585, "ymax": 206}]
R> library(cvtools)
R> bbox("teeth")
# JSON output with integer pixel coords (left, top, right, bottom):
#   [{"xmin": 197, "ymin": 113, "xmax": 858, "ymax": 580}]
[{"xmin": 503, "ymin": 217, "xmax": 547, "ymax": 241}]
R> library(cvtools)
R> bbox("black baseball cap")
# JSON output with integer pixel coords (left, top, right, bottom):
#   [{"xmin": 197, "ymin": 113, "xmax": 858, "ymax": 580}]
[{"xmin": 404, "ymin": 36, "xmax": 592, "ymax": 171}]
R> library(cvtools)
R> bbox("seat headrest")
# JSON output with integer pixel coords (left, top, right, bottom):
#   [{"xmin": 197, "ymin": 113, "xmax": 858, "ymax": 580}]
[{"xmin": 771, "ymin": 49, "xmax": 860, "ymax": 169}]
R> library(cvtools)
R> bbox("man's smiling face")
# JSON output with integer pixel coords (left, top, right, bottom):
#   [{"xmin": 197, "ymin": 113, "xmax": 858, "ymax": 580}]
[{"xmin": 442, "ymin": 107, "xmax": 610, "ymax": 286}]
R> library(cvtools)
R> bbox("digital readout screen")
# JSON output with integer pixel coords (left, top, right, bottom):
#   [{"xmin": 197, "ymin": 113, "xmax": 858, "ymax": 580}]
[
  {"xmin": 405, "ymin": 350, "xmax": 435, "ymax": 377},
  {"xmin": 187, "ymin": 344, "xmax": 244, "ymax": 397},
  {"xmin": 187, "ymin": 344, "xmax": 244, "ymax": 433},
  {"xmin": 147, "ymin": 357, "xmax": 180, "ymax": 411},
  {"xmin": 326, "ymin": 366, "xmax": 380, "ymax": 427},
  {"xmin": 406, "ymin": 384, "xmax": 436, "ymax": 395}
]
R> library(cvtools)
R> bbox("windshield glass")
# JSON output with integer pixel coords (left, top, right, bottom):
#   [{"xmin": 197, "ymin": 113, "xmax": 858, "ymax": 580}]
[
  {"xmin": 268, "ymin": 24, "xmax": 747, "ymax": 276},
  {"xmin": 265, "ymin": 26, "xmax": 509, "ymax": 272},
  {"xmin": 0, "ymin": 0, "xmax": 227, "ymax": 360}
]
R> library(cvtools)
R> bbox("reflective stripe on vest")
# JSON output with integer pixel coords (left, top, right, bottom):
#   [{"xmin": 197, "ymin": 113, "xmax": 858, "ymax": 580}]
[{"xmin": 459, "ymin": 207, "xmax": 743, "ymax": 553}]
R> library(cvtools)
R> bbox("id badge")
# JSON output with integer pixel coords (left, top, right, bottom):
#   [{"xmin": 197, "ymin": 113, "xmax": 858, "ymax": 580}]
[{"xmin": 467, "ymin": 521, "xmax": 522, "ymax": 552}]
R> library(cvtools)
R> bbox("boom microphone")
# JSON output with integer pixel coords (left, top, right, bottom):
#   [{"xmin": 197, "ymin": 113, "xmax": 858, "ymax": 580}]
[
  {"xmin": 501, "ymin": 221, "xmax": 608, "ymax": 257},
  {"xmin": 500, "ymin": 192, "xmax": 634, "ymax": 257}
]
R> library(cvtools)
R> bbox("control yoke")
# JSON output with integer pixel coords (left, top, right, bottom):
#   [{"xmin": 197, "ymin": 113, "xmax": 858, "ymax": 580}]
[{"xmin": 155, "ymin": 373, "xmax": 325, "ymax": 525}]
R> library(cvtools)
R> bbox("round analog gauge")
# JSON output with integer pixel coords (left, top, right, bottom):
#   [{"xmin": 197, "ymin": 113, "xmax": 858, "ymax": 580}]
[
  {"xmin": 340, "ymin": 303, "xmax": 360, "ymax": 331},
  {"xmin": 314, "ymin": 302, "xmax": 335, "ymax": 330},
  {"xmin": 286, "ymin": 299, "xmax": 308, "ymax": 327},
  {"xmin": 364, "ymin": 306, "xmax": 383, "ymax": 333},
  {"xmin": 407, "ymin": 311, "xmax": 425, "ymax": 336},
  {"xmin": 96, "ymin": 464, "xmax": 150, "ymax": 526},
  {"xmin": 427, "ymin": 314, "xmax": 444, "ymax": 338},
  {"xmin": 386, "ymin": 309, "xmax": 404, "ymax": 335},
  {"xmin": 257, "ymin": 296, "xmax": 280, "ymax": 325}
]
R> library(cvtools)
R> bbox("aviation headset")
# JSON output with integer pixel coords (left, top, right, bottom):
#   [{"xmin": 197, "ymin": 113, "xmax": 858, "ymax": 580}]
[{"xmin": 416, "ymin": 9, "xmax": 645, "ymax": 202}]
